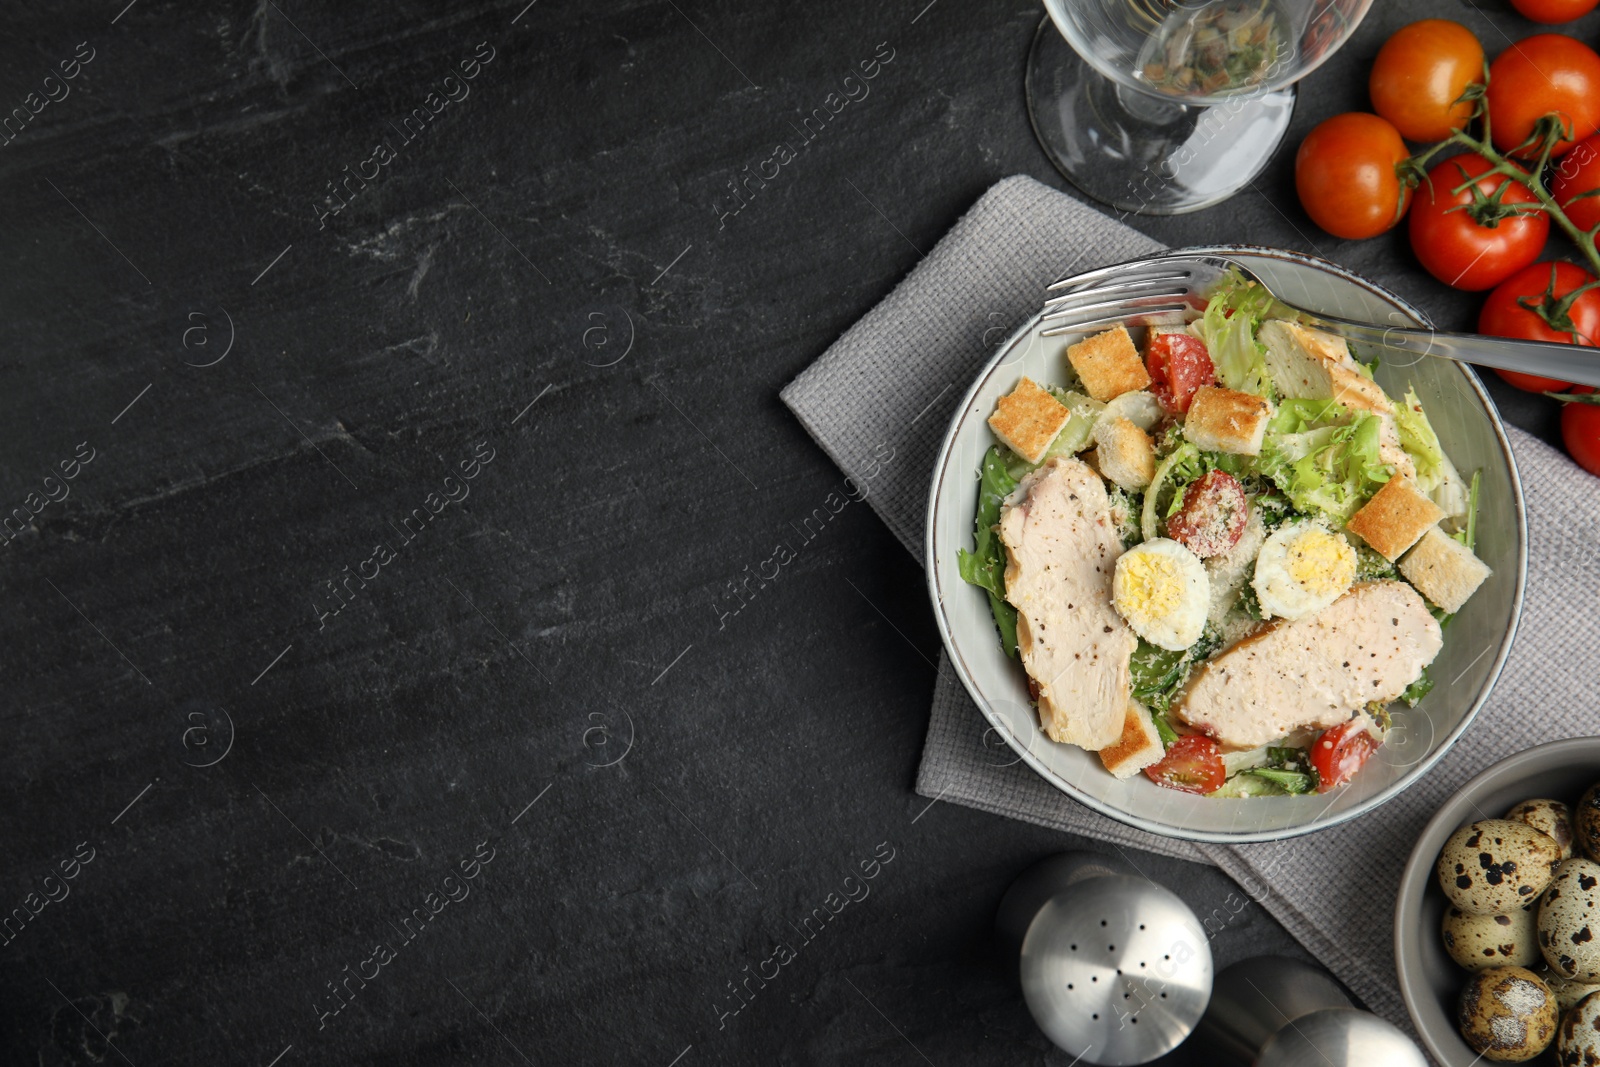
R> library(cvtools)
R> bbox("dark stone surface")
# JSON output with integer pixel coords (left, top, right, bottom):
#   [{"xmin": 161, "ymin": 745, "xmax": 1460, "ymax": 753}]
[{"xmin": 0, "ymin": 1, "xmax": 1585, "ymax": 1064}]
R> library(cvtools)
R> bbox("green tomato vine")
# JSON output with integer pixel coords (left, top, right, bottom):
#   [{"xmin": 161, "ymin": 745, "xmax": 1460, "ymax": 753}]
[{"xmin": 1398, "ymin": 65, "xmax": 1600, "ymax": 343}]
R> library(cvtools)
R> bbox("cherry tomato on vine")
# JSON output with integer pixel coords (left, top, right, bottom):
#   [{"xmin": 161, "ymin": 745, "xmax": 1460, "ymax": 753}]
[
  {"xmin": 1409, "ymin": 153, "xmax": 1549, "ymax": 291},
  {"xmin": 1295, "ymin": 113, "xmax": 1412, "ymax": 240},
  {"xmin": 1369, "ymin": 20, "xmax": 1485, "ymax": 142},
  {"xmin": 1510, "ymin": 0, "xmax": 1600, "ymax": 23},
  {"xmin": 1486, "ymin": 34, "xmax": 1600, "ymax": 157},
  {"xmin": 1143, "ymin": 735, "xmax": 1225, "ymax": 794},
  {"xmin": 1560, "ymin": 388, "xmax": 1600, "ymax": 475},
  {"xmin": 1479, "ymin": 261, "xmax": 1600, "ymax": 391},
  {"xmin": 1309, "ymin": 720, "xmax": 1380, "ymax": 793},
  {"xmin": 1552, "ymin": 131, "xmax": 1600, "ymax": 233}
]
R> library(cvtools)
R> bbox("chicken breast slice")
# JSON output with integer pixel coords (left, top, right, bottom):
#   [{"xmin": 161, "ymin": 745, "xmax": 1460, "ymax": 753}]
[
  {"xmin": 999, "ymin": 457, "xmax": 1135, "ymax": 751},
  {"xmin": 1171, "ymin": 580, "xmax": 1442, "ymax": 749}
]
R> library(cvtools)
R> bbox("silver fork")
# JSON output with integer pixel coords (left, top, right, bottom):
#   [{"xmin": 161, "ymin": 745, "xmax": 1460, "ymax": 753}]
[{"xmin": 1039, "ymin": 251, "xmax": 1600, "ymax": 388}]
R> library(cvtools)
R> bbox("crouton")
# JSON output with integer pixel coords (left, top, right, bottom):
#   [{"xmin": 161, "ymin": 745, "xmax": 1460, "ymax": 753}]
[
  {"xmin": 1398, "ymin": 526, "xmax": 1491, "ymax": 614},
  {"xmin": 1067, "ymin": 325, "xmax": 1151, "ymax": 403},
  {"xmin": 1259, "ymin": 320, "xmax": 1392, "ymax": 414},
  {"xmin": 1098, "ymin": 702, "xmax": 1165, "ymax": 779},
  {"xmin": 1092, "ymin": 416, "xmax": 1156, "ymax": 489},
  {"xmin": 1183, "ymin": 386, "xmax": 1273, "ymax": 455},
  {"xmin": 1345, "ymin": 476, "xmax": 1445, "ymax": 561},
  {"xmin": 988, "ymin": 377, "xmax": 1072, "ymax": 463}
]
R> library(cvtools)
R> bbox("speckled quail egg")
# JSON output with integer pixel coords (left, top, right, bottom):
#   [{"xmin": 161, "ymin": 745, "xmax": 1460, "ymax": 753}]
[
  {"xmin": 1251, "ymin": 521, "xmax": 1356, "ymax": 621},
  {"xmin": 1539, "ymin": 858, "xmax": 1600, "ymax": 982},
  {"xmin": 1444, "ymin": 904, "xmax": 1541, "ymax": 971},
  {"xmin": 1457, "ymin": 965, "xmax": 1558, "ymax": 1062},
  {"xmin": 1506, "ymin": 798, "xmax": 1576, "ymax": 860},
  {"xmin": 1438, "ymin": 819, "xmax": 1564, "ymax": 915},
  {"xmin": 1112, "ymin": 537, "xmax": 1209, "ymax": 651},
  {"xmin": 1559, "ymin": 990, "xmax": 1600, "ymax": 1065},
  {"xmin": 1535, "ymin": 961, "xmax": 1600, "ymax": 1013},
  {"xmin": 1575, "ymin": 785, "xmax": 1600, "ymax": 862}
]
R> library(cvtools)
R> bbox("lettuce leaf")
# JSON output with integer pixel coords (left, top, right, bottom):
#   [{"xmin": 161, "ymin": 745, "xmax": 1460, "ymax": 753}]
[
  {"xmin": 1392, "ymin": 388, "xmax": 1444, "ymax": 488},
  {"xmin": 1393, "ymin": 388, "xmax": 1469, "ymax": 518},
  {"xmin": 1245, "ymin": 768, "xmax": 1315, "ymax": 794},
  {"xmin": 1272, "ymin": 397, "xmax": 1350, "ymax": 434},
  {"xmin": 1255, "ymin": 409, "xmax": 1391, "ymax": 524},
  {"xmin": 1141, "ymin": 442, "xmax": 1205, "ymax": 541},
  {"xmin": 1193, "ymin": 272, "xmax": 1280, "ymax": 398},
  {"xmin": 1454, "ymin": 469, "xmax": 1481, "ymax": 552},
  {"xmin": 956, "ymin": 446, "xmax": 1020, "ymax": 657},
  {"xmin": 1046, "ymin": 388, "xmax": 1103, "ymax": 457}
]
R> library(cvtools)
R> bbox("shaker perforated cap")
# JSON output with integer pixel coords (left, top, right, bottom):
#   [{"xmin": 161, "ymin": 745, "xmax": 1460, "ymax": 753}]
[{"xmin": 1019, "ymin": 873, "xmax": 1212, "ymax": 1065}]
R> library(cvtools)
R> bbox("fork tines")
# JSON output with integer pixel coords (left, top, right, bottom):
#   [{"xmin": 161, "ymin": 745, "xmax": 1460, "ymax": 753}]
[{"xmin": 1039, "ymin": 257, "xmax": 1207, "ymax": 337}]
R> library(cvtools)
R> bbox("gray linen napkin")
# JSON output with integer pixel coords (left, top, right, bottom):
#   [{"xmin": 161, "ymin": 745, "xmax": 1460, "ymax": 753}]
[{"xmin": 781, "ymin": 174, "xmax": 1600, "ymax": 1031}]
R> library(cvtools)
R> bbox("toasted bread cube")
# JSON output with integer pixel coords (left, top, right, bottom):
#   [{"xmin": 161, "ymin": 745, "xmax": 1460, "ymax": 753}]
[
  {"xmin": 1098, "ymin": 702, "xmax": 1165, "ymax": 779},
  {"xmin": 1399, "ymin": 526, "xmax": 1491, "ymax": 614},
  {"xmin": 1345, "ymin": 476, "xmax": 1445, "ymax": 561},
  {"xmin": 1067, "ymin": 325, "xmax": 1151, "ymax": 403},
  {"xmin": 1184, "ymin": 386, "xmax": 1272, "ymax": 456},
  {"xmin": 1259, "ymin": 320, "xmax": 1392, "ymax": 414},
  {"xmin": 1092, "ymin": 416, "xmax": 1155, "ymax": 490},
  {"xmin": 988, "ymin": 377, "xmax": 1072, "ymax": 463}
]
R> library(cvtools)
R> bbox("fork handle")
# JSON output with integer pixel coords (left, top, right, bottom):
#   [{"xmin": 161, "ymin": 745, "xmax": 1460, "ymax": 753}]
[{"xmin": 1317, "ymin": 316, "xmax": 1600, "ymax": 389}]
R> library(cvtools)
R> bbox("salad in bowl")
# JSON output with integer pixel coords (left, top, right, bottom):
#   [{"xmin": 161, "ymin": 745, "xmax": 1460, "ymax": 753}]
[{"xmin": 956, "ymin": 271, "xmax": 1492, "ymax": 799}]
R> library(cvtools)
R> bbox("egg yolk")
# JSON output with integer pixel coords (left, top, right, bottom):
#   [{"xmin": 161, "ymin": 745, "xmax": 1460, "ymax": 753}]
[
  {"xmin": 1117, "ymin": 552, "xmax": 1184, "ymax": 620},
  {"xmin": 1284, "ymin": 530, "xmax": 1355, "ymax": 595}
]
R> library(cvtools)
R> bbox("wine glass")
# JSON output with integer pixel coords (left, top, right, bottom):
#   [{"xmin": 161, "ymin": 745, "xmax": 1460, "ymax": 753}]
[{"xmin": 1027, "ymin": 0, "xmax": 1374, "ymax": 215}]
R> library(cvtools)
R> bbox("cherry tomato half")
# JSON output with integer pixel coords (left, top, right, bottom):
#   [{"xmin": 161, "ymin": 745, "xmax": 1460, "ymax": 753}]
[
  {"xmin": 1510, "ymin": 0, "xmax": 1600, "ymax": 23},
  {"xmin": 1487, "ymin": 34, "xmax": 1600, "ymax": 157},
  {"xmin": 1144, "ymin": 735, "xmax": 1226, "ymax": 795},
  {"xmin": 1369, "ymin": 20, "xmax": 1485, "ymax": 142},
  {"xmin": 1552, "ymin": 131, "xmax": 1600, "ymax": 233},
  {"xmin": 1309, "ymin": 719, "xmax": 1380, "ymax": 793},
  {"xmin": 1561, "ymin": 389, "xmax": 1600, "ymax": 476},
  {"xmin": 1479, "ymin": 261, "xmax": 1600, "ymax": 391},
  {"xmin": 1166, "ymin": 470, "xmax": 1248, "ymax": 559},
  {"xmin": 1409, "ymin": 154, "xmax": 1549, "ymax": 291},
  {"xmin": 1295, "ymin": 113, "xmax": 1413, "ymax": 240},
  {"xmin": 1146, "ymin": 331, "xmax": 1215, "ymax": 414}
]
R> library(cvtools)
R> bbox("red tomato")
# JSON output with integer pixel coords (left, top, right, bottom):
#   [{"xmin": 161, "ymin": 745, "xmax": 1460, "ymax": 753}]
[
  {"xmin": 1166, "ymin": 470, "xmax": 1248, "ymax": 559},
  {"xmin": 1369, "ymin": 20, "xmax": 1486, "ymax": 142},
  {"xmin": 1147, "ymin": 331, "xmax": 1215, "ymax": 414},
  {"xmin": 1511, "ymin": 0, "xmax": 1600, "ymax": 22},
  {"xmin": 1560, "ymin": 388, "xmax": 1600, "ymax": 475},
  {"xmin": 1487, "ymin": 35, "xmax": 1600, "ymax": 157},
  {"xmin": 1408, "ymin": 154, "xmax": 1549, "ymax": 291},
  {"xmin": 1144, "ymin": 735, "xmax": 1226, "ymax": 794},
  {"xmin": 1310, "ymin": 719, "xmax": 1381, "ymax": 793},
  {"xmin": 1552, "ymin": 131, "xmax": 1600, "ymax": 233},
  {"xmin": 1479, "ymin": 261, "xmax": 1600, "ymax": 391},
  {"xmin": 1295, "ymin": 113, "xmax": 1413, "ymax": 240}
]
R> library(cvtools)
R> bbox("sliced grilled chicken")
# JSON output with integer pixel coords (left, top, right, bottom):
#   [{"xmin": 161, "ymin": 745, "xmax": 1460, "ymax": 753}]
[
  {"xmin": 999, "ymin": 457, "xmax": 1135, "ymax": 750},
  {"xmin": 1171, "ymin": 580, "xmax": 1442, "ymax": 749}
]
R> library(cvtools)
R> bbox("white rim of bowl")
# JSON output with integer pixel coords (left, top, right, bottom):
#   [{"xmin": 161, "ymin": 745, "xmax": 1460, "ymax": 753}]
[{"xmin": 923, "ymin": 242, "xmax": 1529, "ymax": 844}]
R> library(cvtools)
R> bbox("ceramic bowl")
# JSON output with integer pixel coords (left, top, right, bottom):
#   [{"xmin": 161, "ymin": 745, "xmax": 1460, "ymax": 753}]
[
  {"xmin": 1395, "ymin": 738, "xmax": 1600, "ymax": 1067},
  {"xmin": 924, "ymin": 244, "xmax": 1527, "ymax": 842}
]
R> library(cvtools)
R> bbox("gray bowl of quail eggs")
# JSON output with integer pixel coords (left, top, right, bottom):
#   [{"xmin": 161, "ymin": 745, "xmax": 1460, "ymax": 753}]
[{"xmin": 1396, "ymin": 738, "xmax": 1600, "ymax": 1064}]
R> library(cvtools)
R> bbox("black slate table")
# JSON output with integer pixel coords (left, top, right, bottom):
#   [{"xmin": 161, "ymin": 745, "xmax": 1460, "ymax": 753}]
[{"xmin": 0, "ymin": 2, "xmax": 1583, "ymax": 1065}]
